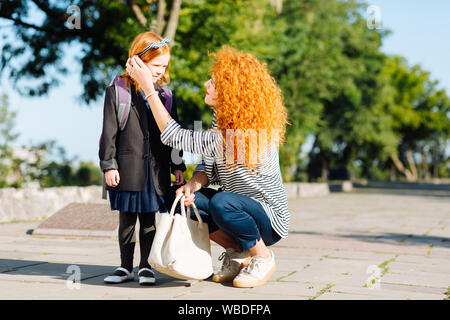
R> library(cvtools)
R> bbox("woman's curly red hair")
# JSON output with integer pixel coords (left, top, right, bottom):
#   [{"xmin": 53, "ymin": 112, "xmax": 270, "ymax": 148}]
[{"xmin": 210, "ymin": 46, "xmax": 288, "ymax": 168}]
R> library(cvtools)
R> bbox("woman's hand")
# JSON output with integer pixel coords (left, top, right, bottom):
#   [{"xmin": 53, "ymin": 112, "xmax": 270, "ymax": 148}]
[
  {"xmin": 127, "ymin": 55, "xmax": 172, "ymax": 133},
  {"xmin": 126, "ymin": 56, "xmax": 155, "ymax": 95},
  {"xmin": 105, "ymin": 169, "xmax": 120, "ymax": 187},
  {"xmin": 176, "ymin": 182, "xmax": 196, "ymax": 206},
  {"xmin": 173, "ymin": 169, "xmax": 185, "ymax": 186}
]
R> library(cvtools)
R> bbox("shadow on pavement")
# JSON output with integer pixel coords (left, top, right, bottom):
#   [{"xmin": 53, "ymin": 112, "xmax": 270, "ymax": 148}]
[
  {"xmin": 288, "ymin": 231, "xmax": 450, "ymax": 248},
  {"xmin": 353, "ymin": 188, "xmax": 450, "ymax": 198},
  {"xmin": 0, "ymin": 259, "xmax": 192, "ymax": 288}
]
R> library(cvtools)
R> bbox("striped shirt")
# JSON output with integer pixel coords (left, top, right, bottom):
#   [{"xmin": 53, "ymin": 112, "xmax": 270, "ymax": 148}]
[{"xmin": 160, "ymin": 113, "xmax": 290, "ymax": 238}]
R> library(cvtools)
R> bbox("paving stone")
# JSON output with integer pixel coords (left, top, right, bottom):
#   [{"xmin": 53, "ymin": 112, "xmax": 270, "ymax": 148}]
[
  {"xmin": 396, "ymin": 254, "xmax": 450, "ymax": 265},
  {"xmin": 388, "ymin": 261, "xmax": 450, "ymax": 275},
  {"xmin": 324, "ymin": 283, "xmax": 447, "ymax": 300},
  {"xmin": 378, "ymin": 283, "xmax": 447, "ymax": 295},
  {"xmin": 0, "ymin": 190, "xmax": 449, "ymax": 300},
  {"xmin": 316, "ymin": 289, "xmax": 444, "ymax": 300},
  {"xmin": 382, "ymin": 271, "xmax": 450, "ymax": 289},
  {"xmin": 326, "ymin": 250, "xmax": 395, "ymax": 262}
]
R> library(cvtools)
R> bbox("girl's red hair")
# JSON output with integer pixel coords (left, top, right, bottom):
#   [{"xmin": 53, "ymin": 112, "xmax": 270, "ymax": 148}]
[{"xmin": 122, "ymin": 31, "xmax": 171, "ymax": 91}]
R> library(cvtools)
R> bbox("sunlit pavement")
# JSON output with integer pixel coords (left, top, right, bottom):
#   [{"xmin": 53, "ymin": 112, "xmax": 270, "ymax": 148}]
[{"xmin": 0, "ymin": 188, "xmax": 449, "ymax": 300}]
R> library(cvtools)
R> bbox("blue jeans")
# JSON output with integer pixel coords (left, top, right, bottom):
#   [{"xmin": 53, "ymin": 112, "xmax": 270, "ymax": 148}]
[{"xmin": 192, "ymin": 188, "xmax": 281, "ymax": 251}]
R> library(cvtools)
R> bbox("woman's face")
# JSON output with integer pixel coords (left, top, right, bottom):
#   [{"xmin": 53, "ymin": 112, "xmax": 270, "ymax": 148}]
[
  {"xmin": 146, "ymin": 52, "xmax": 170, "ymax": 83},
  {"xmin": 204, "ymin": 76, "xmax": 217, "ymax": 106}
]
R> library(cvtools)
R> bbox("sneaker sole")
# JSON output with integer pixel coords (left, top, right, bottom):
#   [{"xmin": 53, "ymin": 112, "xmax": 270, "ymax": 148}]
[
  {"xmin": 232, "ymin": 264, "xmax": 276, "ymax": 288},
  {"xmin": 212, "ymin": 256, "xmax": 252, "ymax": 283}
]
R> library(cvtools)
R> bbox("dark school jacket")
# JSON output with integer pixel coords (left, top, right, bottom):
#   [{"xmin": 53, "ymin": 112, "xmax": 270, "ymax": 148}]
[{"xmin": 98, "ymin": 83, "xmax": 186, "ymax": 195}]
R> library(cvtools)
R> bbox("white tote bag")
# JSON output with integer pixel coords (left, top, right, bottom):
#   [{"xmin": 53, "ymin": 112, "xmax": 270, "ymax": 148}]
[{"xmin": 149, "ymin": 193, "xmax": 213, "ymax": 280}]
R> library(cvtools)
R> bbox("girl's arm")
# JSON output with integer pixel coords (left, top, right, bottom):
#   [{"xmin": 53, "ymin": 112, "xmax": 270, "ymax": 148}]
[
  {"xmin": 99, "ymin": 85, "xmax": 120, "ymax": 187},
  {"xmin": 99, "ymin": 86, "xmax": 119, "ymax": 172}
]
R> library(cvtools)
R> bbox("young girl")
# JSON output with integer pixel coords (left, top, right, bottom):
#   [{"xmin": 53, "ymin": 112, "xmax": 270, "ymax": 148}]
[{"xmin": 99, "ymin": 32, "xmax": 185, "ymax": 286}]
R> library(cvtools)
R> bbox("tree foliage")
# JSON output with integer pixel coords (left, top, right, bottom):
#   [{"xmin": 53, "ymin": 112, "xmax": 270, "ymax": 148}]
[{"xmin": 1, "ymin": 0, "xmax": 449, "ymax": 182}]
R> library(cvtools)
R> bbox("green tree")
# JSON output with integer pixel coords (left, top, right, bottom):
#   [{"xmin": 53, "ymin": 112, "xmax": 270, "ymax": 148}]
[
  {"xmin": 269, "ymin": 0, "xmax": 396, "ymax": 181},
  {"xmin": 0, "ymin": 93, "xmax": 25, "ymax": 187},
  {"xmin": 0, "ymin": 0, "xmax": 183, "ymax": 103},
  {"xmin": 383, "ymin": 56, "xmax": 450, "ymax": 181},
  {"xmin": 73, "ymin": 161, "xmax": 103, "ymax": 186},
  {"xmin": 2, "ymin": 0, "xmax": 448, "ymax": 183},
  {"xmin": 0, "ymin": 0, "xmax": 280, "ymax": 107},
  {"xmin": 171, "ymin": 0, "xmax": 283, "ymax": 125},
  {"xmin": 31, "ymin": 140, "xmax": 103, "ymax": 187}
]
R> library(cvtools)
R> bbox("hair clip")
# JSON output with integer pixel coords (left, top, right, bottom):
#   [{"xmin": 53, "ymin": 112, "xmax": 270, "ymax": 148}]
[{"xmin": 137, "ymin": 38, "xmax": 171, "ymax": 56}]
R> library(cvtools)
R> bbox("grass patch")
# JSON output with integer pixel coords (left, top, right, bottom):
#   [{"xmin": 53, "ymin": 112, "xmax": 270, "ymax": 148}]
[
  {"xmin": 444, "ymin": 287, "xmax": 450, "ymax": 300},
  {"xmin": 309, "ymin": 283, "xmax": 335, "ymax": 300},
  {"xmin": 0, "ymin": 217, "xmax": 47, "ymax": 225},
  {"xmin": 275, "ymin": 270, "xmax": 297, "ymax": 282},
  {"xmin": 363, "ymin": 255, "xmax": 399, "ymax": 288},
  {"xmin": 426, "ymin": 244, "xmax": 433, "ymax": 257},
  {"xmin": 378, "ymin": 255, "xmax": 399, "ymax": 270},
  {"xmin": 319, "ymin": 254, "xmax": 330, "ymax": 261},
  {"xmin": 379, "ymin": 255, "xmax": 399, "ymax": 277}
]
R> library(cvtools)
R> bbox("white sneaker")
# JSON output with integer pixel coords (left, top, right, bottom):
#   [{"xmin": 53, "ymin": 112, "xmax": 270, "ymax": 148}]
[
  {"xmin": 213, "ymin": 248, "xmax": 251, "ymax": 283},
  {"xmin": 233, "ymin": 250, "xmax": 276, "ymax": 288},
  {"xmin": 104, "ymin": 267, "xmax": 134, "ymax": 284}
]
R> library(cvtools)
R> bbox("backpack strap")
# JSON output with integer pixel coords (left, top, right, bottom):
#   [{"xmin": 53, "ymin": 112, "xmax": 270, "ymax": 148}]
[
  {"xmin": 161, "ymin": 85, "xmax": 173, "ymax": 113},
  {"xmin": 110, "ymin": 75, "xmax": 132, "ymax": 131}
]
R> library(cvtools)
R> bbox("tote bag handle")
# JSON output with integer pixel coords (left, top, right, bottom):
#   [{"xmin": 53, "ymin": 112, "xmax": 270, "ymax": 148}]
[{"xmin": 169, "ymin": 192, "xmax": 205, "ymax": 225}]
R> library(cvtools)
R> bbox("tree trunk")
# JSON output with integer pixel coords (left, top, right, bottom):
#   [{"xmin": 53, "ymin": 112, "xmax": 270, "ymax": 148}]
[
  {"xmin": 269, "ymin": 0, "xmax": 283, "ymax": 13},
  {"xmin": 405, "ymin": 149, "xmax": 418, "ymax": 181},
  {"xmin": 153, "ymin": 0, "xmax": 166, "ymax": 34},
  {"xmin": 421, "ymin": 150, "xmax": 430, "ymax": 181},
  {"xmin": 127, "ymin": 0, "xmax": 148, "ymax": 28},
  {"xmin": 432, "ymin": 139, "xmax": 439, "ymax": 179},
  {"xmin": 389, "ymin": 164, "xmax": 396, "ymax": 181},
  {"xmin": 321, "ymin": 161, "xmax": 328, "ymax": 181},
  {"xmin": 390, "ymin": 154, "xmax": 414, "ymax": 181},
  {"xmin": 164, "ymin": 0, "xmax": 182, "ymax": 42}
]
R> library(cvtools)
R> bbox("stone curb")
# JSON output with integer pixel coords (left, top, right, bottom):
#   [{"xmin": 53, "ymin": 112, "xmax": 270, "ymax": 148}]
[
  {"xmin": 31, "ymin": 228, "xmax": 117, "ymax": 238},
  {"xmin": 1, "ymin": 182, "xmax": 355, "ymax": 223}
]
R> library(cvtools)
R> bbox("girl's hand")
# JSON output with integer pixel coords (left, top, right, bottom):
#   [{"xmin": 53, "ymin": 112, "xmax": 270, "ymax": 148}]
[
  {"xmin": 126, "ymin": 56, "xmax": 155, "ymax": 94},
  {"xmin": 173, "ymin": 169, "xmax": 185, "ymax": 186},
  {"xmin": 105, "ymin": 169, "xmax": 120, "ymax": 187}
]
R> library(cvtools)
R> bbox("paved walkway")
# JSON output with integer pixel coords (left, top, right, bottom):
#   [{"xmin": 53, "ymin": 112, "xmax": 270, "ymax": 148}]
[{"xmin": 0, "ymin": 188, "xmax": 449, "ymax": 300}]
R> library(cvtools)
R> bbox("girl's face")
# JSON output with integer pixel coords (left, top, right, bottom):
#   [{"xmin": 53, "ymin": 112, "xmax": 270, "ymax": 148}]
[
  {"xmin": 146, "ymin": 53, "xmax": 170, "ymax": 83},
  {"xmin": 204, "ymin": 76, "xmax": 217, "ymax": 106}
]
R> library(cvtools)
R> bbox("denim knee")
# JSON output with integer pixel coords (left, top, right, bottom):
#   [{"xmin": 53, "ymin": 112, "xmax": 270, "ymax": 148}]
[{"xmin": 208, "ymin": 192, "xmax": 235, "ymax": 224}]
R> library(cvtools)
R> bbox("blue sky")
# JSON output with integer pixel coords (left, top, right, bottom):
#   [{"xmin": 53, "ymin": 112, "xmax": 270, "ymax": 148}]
[{"xmin": 1, "ymin": 0, "xmax": 449, "ymax": 164}]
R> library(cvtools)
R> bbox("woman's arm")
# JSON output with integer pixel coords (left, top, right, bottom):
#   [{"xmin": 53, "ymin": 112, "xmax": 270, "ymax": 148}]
[{"xmin": 126, "ymin": 56, "xmax": 221, "ymax": 158}]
